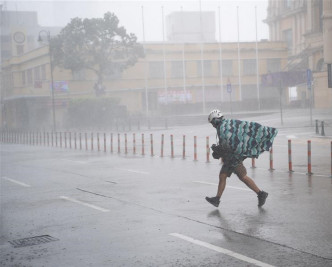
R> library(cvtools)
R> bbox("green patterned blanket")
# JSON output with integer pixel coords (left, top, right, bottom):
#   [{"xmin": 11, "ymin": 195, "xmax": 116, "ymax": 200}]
[{"xmin": 217, "ymin": 119, "xmax": 278, "ymax": 159}]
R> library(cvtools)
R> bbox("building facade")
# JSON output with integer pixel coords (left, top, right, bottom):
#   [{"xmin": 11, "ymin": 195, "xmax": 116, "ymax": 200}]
[
  {"xmin": 1, "ymin": 41, "xmax": 288, "ymax": 130},
  {"xmin": 264, "ymin": 0, "xmax": 332, "ymax": 107}
]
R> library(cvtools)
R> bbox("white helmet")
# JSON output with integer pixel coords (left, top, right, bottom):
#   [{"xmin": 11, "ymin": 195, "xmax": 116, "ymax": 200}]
[{"xmin": 208, "ymin": 109, "xmax": 223, "ymax": 123}]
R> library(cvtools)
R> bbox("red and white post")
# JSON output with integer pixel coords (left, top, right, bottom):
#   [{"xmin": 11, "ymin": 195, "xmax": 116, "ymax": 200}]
[
  {"xmin": 269, "ymin": 147, "xmax": 274, "ymax": 170},
  {"xmin": 91, "ymin": 133, "xmax": 93, "ymax": 151},
  {"xmin": 79, "ymin": 133, "xmax": 82, "ymax": 150},
  {"xmin": 206, "ymin": 137, "xmax": 210, "ymax": 163},
  {"xmin": 141, "ymin": 133, "xmax": 145, "ymax": 156},
  {"xmin": 110, "ymin": 133, "xmax": 113, "ymax": 153},
  {"xmin": 85, "ymin": 133, "xmax": 88, "ymax": 151},
  {"xmin": 161, "ymin": 134, "xmax": 164, "ymax": 158},
  {"xmin": 97, "ymin": 133, "xmax": 100, "ymax": 151},
  {"xmin": 170, "ymin": 134, "xmax": 174, "ymax": 158},
  {"xmin": 307, "ymin": 140, "xmax": 312, "ymax": 175},
  {"xmin": 150, "ymin": 134, "xmax": 154, "ymax": 156},
  {"xmin": 103, "ymin": 133, "xmax": 106, "ymax": 152},
  {"xmin": 125, "ymin": 133, "xmax": 128, "ymax": 154},
  {"xmin": 330, "ymin": 141, "xmax": 332, "ymax": 177},
  {"xmin": 288, "ymin": 140, "xmax": 293, "ymax": 172},
  {"xmin": 182, "ymin": 135, "xmax": 186, "ymax": 159},
  {"xmin": 251, "ymin": 158, "xmax": 256, "ymax": 168},
  {"xmin": 117, "ymin": 133, "xmax": 120, "ymax": 154},
  {"xmin": 194, "ymin": 136, "xmax": 197, "ymax": 161},
  {"xmin": 133, "ymin": 133, "xmax": 136, "ymax": 154}
]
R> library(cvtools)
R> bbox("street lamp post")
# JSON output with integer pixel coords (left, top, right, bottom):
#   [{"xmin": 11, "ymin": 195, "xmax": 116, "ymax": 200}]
[{"xmin": 38, "ymin": 30, "xmax": 56, "ymax": 132}]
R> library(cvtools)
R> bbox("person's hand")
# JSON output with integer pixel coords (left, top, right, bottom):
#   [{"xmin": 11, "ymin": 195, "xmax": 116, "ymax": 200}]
[{"xmin": 212, "ymin": 151, "xmax": 220, "ymax": 159}]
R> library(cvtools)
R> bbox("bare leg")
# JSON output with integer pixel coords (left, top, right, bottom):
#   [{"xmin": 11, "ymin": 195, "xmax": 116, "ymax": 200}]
[
  {"xmin": 217, "ymin": 173, "xmax": 228, "ymax": 197},
  {"xmin": 239, "ymin": 175, "xmax": 260, "ymax": 194}
]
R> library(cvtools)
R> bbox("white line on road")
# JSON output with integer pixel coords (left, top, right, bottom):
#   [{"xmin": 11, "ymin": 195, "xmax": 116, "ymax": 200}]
[
  {"xmin": 62, "ymin": 159, "xmax": 87, "ymax": 164},
  {"xmin": 2, "ymin": 176, "xmax": 31, "ymax": 187},
  {"xmin": 170, "ymin": 233, "xmax": 275, "ymax": 267},
  {"xmin": 59, "ymin": 196, "xmax": 109, "ymax": 212},
  {"xmin": 116, "ymin": 168, "xmax": 150, "ymax": 175},
  {"xmin": 193, "ymin": 181, "xmax": 251, "ymax": 191}
]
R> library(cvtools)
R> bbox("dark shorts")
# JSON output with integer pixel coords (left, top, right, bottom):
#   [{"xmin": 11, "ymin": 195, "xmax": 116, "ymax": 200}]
[{"xmin": 220, "ymin": 162, "xmax": 247, "ymax": 178}]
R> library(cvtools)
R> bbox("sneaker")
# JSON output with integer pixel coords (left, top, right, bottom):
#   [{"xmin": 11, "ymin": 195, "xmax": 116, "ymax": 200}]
[
  {"xmin": 205, "ymin": 196, "xmax": 220, "ymax": 207},
  {"xmin": 257, "ymin": 191, "xmax": 268, "ymax": 207}
]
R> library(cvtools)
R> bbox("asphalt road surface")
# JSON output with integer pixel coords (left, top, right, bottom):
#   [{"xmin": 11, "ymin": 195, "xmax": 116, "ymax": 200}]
[{"xmin": 1, "ymin": 110, "xmax": 332, "ymax": 266}]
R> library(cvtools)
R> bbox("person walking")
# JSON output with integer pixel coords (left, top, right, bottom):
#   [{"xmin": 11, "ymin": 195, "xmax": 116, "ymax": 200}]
[{"xmin": 205, "ymin": 109, "xmax": 278, "ymax": 208}]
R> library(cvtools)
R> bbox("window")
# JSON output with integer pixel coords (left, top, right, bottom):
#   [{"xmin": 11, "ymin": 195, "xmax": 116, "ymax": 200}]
[
  {"xmin": 197, "ymin": 60, "xmax": 212, "ymax": 77},
  {"xmin": 283, "ymin": 29, "xmax": 293, "ymax": 52},
  {"xmin": 220, "ymin": 60, "xmax": 233, "ymax": 76},
  {"xmin": 267, "ymin": 59, "xmax": 281, "ymax": 72},
  {"xmin": 34, "ymin": 66, "xmax": 40, "ymax": 81},
  {"xmin": 27, "ymin": 69, "xmax": 33, "ymax": 85},
  {"xmin": 41, "ymin": 65, "xmax": 46, "ymax": 80},
  {"xmin": 171, "ymin": 61, "xmax": 183, "ymax": 78},
  {"xmin": 149, "ymin": 62, "xmax": 164, "ymax": 79},
  {"xmin": 243, "ymin": 59, "xmax": 256, "ymax": 76},
  {"xmin": 22, "ymin": 71, "xmax": 26, "ymax": 85}
]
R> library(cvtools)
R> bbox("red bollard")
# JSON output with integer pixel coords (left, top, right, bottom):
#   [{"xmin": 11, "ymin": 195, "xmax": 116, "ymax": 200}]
[
  {"xmin": 269, "ymin": 147, "xmax": 274, "ymax": 170},
  {"xmin": 307, "ymin": 140, "xmax": 312, "ymax": 175},
  {"xmin": 97, "ymin": 133, "xmax": 100, "ymax": 151},
  {"xmin": 91, "ymin": 133, "xmax": 93, "ymax": 151},
  {"xmin": 118, "ymin": 133, "xmax": 120, "ymax": 154},
  {"xmin": 79, "ymin": 133, "xmax": 82, "ymax": 150},
  {"xmin": 110, "ymin": 133, "xmax": 113, "ymax": 153},
  {"xmin": 170, "ymin": 134, "xmax": 174, "ymax": 158},
  {"xmin": 161, "ymin": 134, "xmax": 164, "ymax": 158},
  {"xmin": 194, "ymin": 136, "xmax": 197, "ymax": 161},
  {"xmin": 104, "ymin": 133, "xmax": 106, "ymax": 152},
  {"xmin": 69, "ymin": 132, "xmax": 72, "ymax": 149},
  {"xmin": 330, "ymin": 141, "xmax": 332, "ymax": 177},
  {"xmin": 85, "ymin": 133, "xmax": 88, "ymax": 150},
  {"xmin": 150, "ymin": 134, "xmax": 154, "ymax": 156},
  {"xmin": 133, "ymin": 133, "xmax": 136, "ymax": 154},
  {"xmin": 288, "ymin": 140, "xmax": 293, "ymax": 172},
  {"xmin": 74, "ymin": 132, "xmax": 77, "ymax": 150},
  {"xmin": 251, "ymin": 158, "xmax": 256, "ymax": 168},
  {"xmin": 182, "ymin": 135, "xmax": 186, "ymax": 159},
  {"xmin": 206, "ymin": 136, "xmax": 210, "ymax": 163},
  {"xmin": 141, "ymin": 133, "xmax": 145, "ymax": 156},
  {"xmin": 125, "ymin": 133, "xmax": 128, "ymax": 154}
]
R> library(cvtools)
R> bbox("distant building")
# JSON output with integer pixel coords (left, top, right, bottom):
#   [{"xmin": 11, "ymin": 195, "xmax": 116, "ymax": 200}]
[
  {"xmin": 0, "ymin": 8, "xmax": 61, "ymax": 60},
  {"xmin": 264, "ymin": 0, "xmax": 332, "ymax": 107},
  {"xmin": 166, "ymin": 11, "xmax": 216, "ymax": 42},
  {"xmin": 1, "ymin": 41, "xmax": 288, "ymax": 129}
]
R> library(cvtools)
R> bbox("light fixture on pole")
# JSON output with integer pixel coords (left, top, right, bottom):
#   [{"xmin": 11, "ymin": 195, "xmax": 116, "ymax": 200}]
[{"xmin": 38, "ymin": 30, "xmax": 56, "ymax": 132}]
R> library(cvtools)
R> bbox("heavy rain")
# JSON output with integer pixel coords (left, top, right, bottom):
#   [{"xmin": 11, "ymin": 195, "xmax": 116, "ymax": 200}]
[{"xmin": 1, "ymin": 0, "xmax": 332, "ymax": 266}]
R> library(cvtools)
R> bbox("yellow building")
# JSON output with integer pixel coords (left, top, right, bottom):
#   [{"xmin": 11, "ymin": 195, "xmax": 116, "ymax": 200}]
[{"xmin": 1, "ymin": 41, "xmax": 288, "ymax": 130}]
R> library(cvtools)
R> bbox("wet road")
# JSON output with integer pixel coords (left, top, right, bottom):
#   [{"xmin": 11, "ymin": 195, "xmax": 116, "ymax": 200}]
[
  {"xmin": 1, "ymin": 109, "xmax": 332, "ymax": 266},
  {"xmin": 1, "ymin": 132, "xmax": 332, "ymax": 266}
]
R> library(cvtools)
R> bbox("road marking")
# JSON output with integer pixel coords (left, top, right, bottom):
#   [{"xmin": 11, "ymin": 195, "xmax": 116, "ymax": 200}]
[
  {"xmin": 2, "ymin": 176, "xmax": 31, "ymax": 187},
  {"xmin": 116, "ymin": 168, "xmax": 150, "ymax": 175},
  {"xmin": 170, "ymin": 233, "xmax": 275, "ymax": 267},
  {"xmin": 193, "ymin": 181, "xmax": 251, "ymax": 191},
  {"xmin": 59, "ymin": 196, "xmax": 109, "ymax": 212},
  {"xmin": 286, "ymin": 135, "xmax": 298, "ymax": 139},
  {"xmin": 62, "ymin": 159, "xmax": 87, "ymax": 164}
]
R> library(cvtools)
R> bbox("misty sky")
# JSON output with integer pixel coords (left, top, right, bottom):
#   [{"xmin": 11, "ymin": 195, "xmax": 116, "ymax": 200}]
[{"xmin": 3, "ymin": 0, "xmax": 269, "ymax": 42}]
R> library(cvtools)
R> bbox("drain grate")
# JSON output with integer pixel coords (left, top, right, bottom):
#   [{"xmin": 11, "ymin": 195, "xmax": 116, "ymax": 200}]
[{"xmin": 9, "ymin": 235, "xmax": 58, "ymax": 248}]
